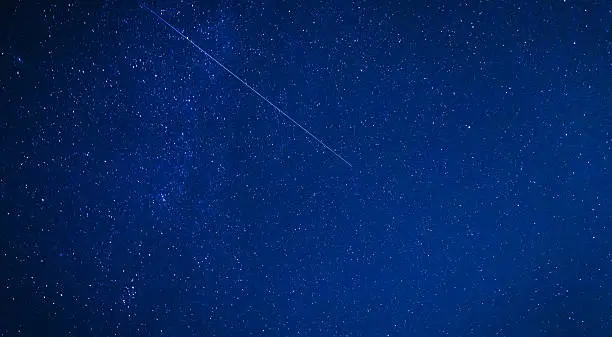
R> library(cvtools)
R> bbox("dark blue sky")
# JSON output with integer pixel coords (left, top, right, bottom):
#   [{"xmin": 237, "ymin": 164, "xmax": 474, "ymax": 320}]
[{"xmin": 1, "ymin": 1, "xmax": 610, "ymax": 336}]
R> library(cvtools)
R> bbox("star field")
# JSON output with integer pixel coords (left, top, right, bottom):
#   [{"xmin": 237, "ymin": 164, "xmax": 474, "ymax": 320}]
[{"xmin": 1, "ymin": 1, "xmax": 610, "ymax": 336}]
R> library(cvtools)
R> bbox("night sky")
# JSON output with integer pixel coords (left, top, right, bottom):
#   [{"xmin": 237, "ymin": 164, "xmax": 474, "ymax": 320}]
[{"xmin": 1, "ymin": 1, "xmax": 610, "ymax": 336}]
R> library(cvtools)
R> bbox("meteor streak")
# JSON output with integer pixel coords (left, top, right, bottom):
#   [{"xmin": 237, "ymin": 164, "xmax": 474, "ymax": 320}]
[{"xmin": 142, "ymin": 4, "xmax": 352, "ymax": 167}]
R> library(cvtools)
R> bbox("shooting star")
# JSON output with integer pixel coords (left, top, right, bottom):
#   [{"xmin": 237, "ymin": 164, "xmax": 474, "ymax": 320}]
[{"xmin": 142, "ymin": 4, "xmax": 352, "ymax": 167}]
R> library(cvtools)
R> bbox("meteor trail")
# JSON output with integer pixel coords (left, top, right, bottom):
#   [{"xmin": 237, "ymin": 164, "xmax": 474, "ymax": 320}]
[{"xmin": 142, "ymin": 5, "xmax": 353, "ymax": 168}]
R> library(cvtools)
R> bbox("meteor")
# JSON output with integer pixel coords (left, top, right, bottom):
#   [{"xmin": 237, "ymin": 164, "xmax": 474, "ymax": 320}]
[{"xmin": 142, "ymin": 4, "xmax": 352, "ymax": 168}]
